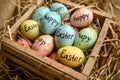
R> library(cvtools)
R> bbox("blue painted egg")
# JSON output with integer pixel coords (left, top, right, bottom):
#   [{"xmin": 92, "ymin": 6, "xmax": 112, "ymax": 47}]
[
  {"xmin": 32, "ymin": 6, "xmax": 50, "ymax": 21},
  {"xmin": 40, "ymin": 11, "xmax": 61, "ymax": 34},
  {"xmin": 55, "ymin": 24, "xmax": 75, "ymax": 49},
  {"xmin": 74, "ymin": 27, "xmax": 98, "ymax": 50},
  {"xmin": 50, "ymin": 2, "xmax": 70, "ymax": 20}
]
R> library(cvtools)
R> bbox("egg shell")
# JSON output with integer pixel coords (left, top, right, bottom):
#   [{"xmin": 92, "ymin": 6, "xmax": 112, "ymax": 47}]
[
  {"xmin": 57, "ymin": 46, "xmax": 85, "ymax": 68},
  {"xmin": 16, "ymin": 37, "xmax": 30, "ymax": 48},
  {"xmin": 20, "ymin": 20, "xmax": 40, "ymax": 40},
  {"xmin": 74, "ymin": 27, "xmax": 98, "ymax": 50},
  {"xmin": 31, "ymin": 6, "xmax": 50, "ymax": 21},
  {"xmin": 32, "ymin": 35, "xmax": 54, "ymax": 56},
  {"xmin": 50, "ymin": 2, "xmax": 70, "ymax": 20},
  {"xmin": 70, "ymin": 8, "xmax": 93, "ymax": 27},
  {"xmin": 55, "ymin": 24, "xmax": 75, "ymax": 49},
  {"xmin": 41, "ymin": 11, "xmax": 61, "ymax": 34},
  {"xmin": 48, "ymin": 51, "xmax": 58, "ymax": 61}
]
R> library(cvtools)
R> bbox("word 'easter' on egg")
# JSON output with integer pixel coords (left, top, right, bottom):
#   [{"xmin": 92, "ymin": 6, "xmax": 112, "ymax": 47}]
[
  {"xmin": 24, "ymin": 23, "xmax": 38, "ymax": 32},
  {"xmin": 44, "ymin": 15, "xmax": 59, "ymax": 27},
  {"xmin": 36, "ymin": 37, "xmax": 46, "ymax": 46},
  {"xmin": 73, "ymin": 14, "xmax": 89, "ymax": 22},
  {"xmin": 55, "ymin": 28, "xmax": 74, "ymax": 39},
  {"xmin": 78, "ymin": 33, "xmax": 92, "ymax": 42},
  {"xmin": 60, "ymin": 49, "xmax": 83, "ymax": 62}
]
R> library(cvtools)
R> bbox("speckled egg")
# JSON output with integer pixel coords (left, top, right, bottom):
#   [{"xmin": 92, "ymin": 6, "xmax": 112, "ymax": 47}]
[
  {"xmin": 74, "ymin": 27, "xmax": 98, "ymax": 50},
  {"xmin": 57, "ymin": 46, "xmax": 85, "ymax": 68},
  {"xmin": 20, "ymin": 20, "xmax": 40, "ymax": 40},
  {"xmin": 70, "ymin": 8, "xmax": 93, "ymax": 27},
  {"xmin": 32, "ymin": 35, "xmax": 54, "ymax": 56},
  {"xmin": 55, "ymin": 24, "xmax": 75, "ymax": 49},
  {"xmin": 50, "ymin": 2, "xmax": 70, "ymax": 20},
  {"xmin": 16, "ymin": 37, "xmax": 30, "ymax": 48},
  {"xmin": 40, "ymin": 11, "xmax": 61, "ymax": 34},
  {"xmin": 32, "ymin": 6, "xmax": 50, "ymax": 21}
]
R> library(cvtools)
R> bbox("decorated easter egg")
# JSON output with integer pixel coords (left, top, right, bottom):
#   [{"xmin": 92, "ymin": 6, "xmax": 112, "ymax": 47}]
[
  {"xmin": 55, "ymin": 24, "xmax": 75, "ymax": 49},
  {"xmin": 32, "ymin": 6, "xmax": 50, "ymax": 21},
  {"xmin": 20, "ymin": 20, "xmax": 40, "ymax": 40},
  {"xmin": 70, "ymin": 8, "xmax": 93, "ymax": 27},
  {"xmin": 48, "ymin": 51, "xmax": 58, "ymax": 61},
  {"xmin": 57, "ymin": 46, "xmax": 85, "ymax": 68},
  {"xmin": 32, "ymin": 35, "xmax": 54, "ymax": 56},
  {"xmin": 50, "ymin": 2, "xmax": 70, "ymax": 20},
  {"xmin": 16, "ymin": 37, "xmax": 30, "ymax": 48},
  {"xmin": 74, "ymin": 27, "xmax": 97, "ymax": 50},
  {"xmin": 40, "ymin": 11, "xmax": 61, "ymax": 34}
]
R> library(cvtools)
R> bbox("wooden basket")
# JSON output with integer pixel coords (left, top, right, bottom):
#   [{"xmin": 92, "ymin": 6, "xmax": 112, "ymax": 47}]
[{"xmin": 1, "ymin": 0, "xmax": 114, "ymax": 80}]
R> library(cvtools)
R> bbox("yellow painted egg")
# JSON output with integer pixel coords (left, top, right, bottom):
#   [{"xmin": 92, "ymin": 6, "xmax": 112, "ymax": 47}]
[
  {"xmin": 57, "ymin": 46, "xmax": 85, "ymax": 68},
  {"xmin": 20, "ymin": 20, "xmax": 40, "ymax": 40}
]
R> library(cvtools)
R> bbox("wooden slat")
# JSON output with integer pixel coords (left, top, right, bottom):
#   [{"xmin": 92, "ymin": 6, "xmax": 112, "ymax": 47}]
[
  {"xmin": 1, "ymin": 0, "xmax": 114, "ymax": 80},
  {"xmin": 1, "ymin": 51, "xmax": 53, "ymax": 80},
  {"xmin": 1, "ymin": 37, "xmax": 88, "ymax": 80},
  {"xmin": 82, "ymin": 18, "xmax": 113, "ymax": 76},
  {"xmin": 55, "ymin": 0, "xmax": 112, "ymax": 19}
]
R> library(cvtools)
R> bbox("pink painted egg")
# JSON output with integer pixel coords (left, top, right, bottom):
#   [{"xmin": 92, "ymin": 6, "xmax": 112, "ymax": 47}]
[
  {"xmin": 70, "ymin": 8, "xmax": 93, "ymax": 27},
  {"xmin": 16, "ymin": 37, "xmax": 30, "ymax": 48},
  {"xmin": 32, "ymin": 35, "xmax": 54, "ymax": 56}
]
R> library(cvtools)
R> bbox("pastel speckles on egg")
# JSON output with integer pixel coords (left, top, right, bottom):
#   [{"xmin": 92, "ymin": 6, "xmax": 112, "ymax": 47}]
[
  {"xmin": 55, "ymin": 24, "xmax": 75, "ymax": 49},
  {"xmin": 41, "ymin": 11, "xmax": 61, "ymax": 34},
  {"xmin": 70, "ymin": 8, "xmax": 93, "ymax": 27},
  {"xmin": 32, "ymin": 35, "xmax": 54, "ymax": 56},
  {"xmin": 74, "ymin": 27, "xmax": 98, "ymax": 50},
  {"xmin": 57, "ymin": 46, "xmax": 85, "ymax": 68},
  {"xmin": 32, "ymin": 6, "xmax": 50, "ymax": 21},
  {"xmin": 50, "ymin": 2, "xmax": 70, "ymax": 20}
]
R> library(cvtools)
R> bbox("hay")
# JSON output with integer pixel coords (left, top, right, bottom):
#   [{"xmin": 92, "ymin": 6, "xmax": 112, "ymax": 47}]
[{"xmin": 0, "ymin": 0, "xmax": 120, "ymax": 80}]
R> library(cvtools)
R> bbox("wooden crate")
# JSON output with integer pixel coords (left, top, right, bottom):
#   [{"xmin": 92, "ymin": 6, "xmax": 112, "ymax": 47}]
[{"xmin": 1, "ymin": 0, "xmax": 114, "ymax": 80}]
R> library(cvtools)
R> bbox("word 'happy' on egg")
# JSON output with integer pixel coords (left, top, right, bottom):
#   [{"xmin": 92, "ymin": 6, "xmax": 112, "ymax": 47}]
[
  {"xmin": 41, "ymin": 11, "xmax": 61, "ymax": 34},
  {"xmin": 70, "ymin": 8, "xmax": 93, "ymax": 27},
  {"xmin": 32, "ymin": 35, "xmax": 54, "ymax": 56},
  {"xmin": 74, "ymin": 27, "xmax": 98, "ymax": 50},
  {"xmin": 50, "ymin": 2, "xmax": 70, "ymax": 20},
  {"xmin": 32, "ymin": 6, "xmax": 50, "ymax": 21}
]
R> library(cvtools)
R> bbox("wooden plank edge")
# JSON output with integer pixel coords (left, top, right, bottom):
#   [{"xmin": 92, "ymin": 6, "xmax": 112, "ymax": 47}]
[
  {"xmin": 1, "ymin": 37, "xmax": 88, "ymax": 80},
  {"xmin": 1, "ymin": 51, "xmax": 54, "ymax": 80},
  {"xmin": 82, "ymin": 18, "xmax": 113, "ymax": 76}
]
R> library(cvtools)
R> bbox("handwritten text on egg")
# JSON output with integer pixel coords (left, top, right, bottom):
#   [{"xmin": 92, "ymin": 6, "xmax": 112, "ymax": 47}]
[
  {"xmin": 36, "ymin": 38, "xmax": 46, "ymax": 46},
  {"xmin": 44, "ymin": 15, "xmax": 59, "ymax": 27},
  {"xmin": 74, "ymin": 14, "xmax": 89, "ymax": 22},
  {"xmin": 56, "ymin": 29, "xmax": 74, "ymax": 39},
  {"xmin": 24, "ymin": 24, "xmax": 37, "ymax": 32},
  {"xmin": 60, "ymin": 49, "xmax": 83, "ymax": 62},
  {"xmin": 78, "ymin": 33, "xmax": 91, "ymax": 42},
  {"xmin": 53, "ymin": 7, "xmax": 64, "ymax": 12}
]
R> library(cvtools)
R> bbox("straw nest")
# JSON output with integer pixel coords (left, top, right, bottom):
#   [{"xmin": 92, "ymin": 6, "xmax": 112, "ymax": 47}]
[{"xmin": 0, "ymin": 0, "xmax": 120, "ymax": 80}]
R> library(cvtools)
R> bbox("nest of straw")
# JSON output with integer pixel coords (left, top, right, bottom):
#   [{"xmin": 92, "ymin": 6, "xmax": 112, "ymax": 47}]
[{"xmin": 0, "ymin": 0, "xmax": 120, "ymax": 80}]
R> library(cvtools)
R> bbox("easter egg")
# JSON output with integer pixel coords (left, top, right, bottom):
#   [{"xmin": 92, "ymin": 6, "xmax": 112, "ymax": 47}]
[
  {"xmin": 32, "ymin": 35, "xmax": 54, "ymax": 56},
  {"xmin": 50, "ymin": 2, "xmax": 70, "ymax": 20},
  {"xmin": 55, "ymin": 24, "xmax": 75, "ymax": 49},
  {"xmin": 16, "ymin": 37, "xmax": 30, "ymax": 48},
  {"xmin": 20, "ymin": 20, "xmax": 40, "ymax": 40},
  {"xmin": 32, "ymin": 6, "xmax": 50, "ymax": 21},
  {"xmin": 48, "ymin": 52, "xmax": 58, "ymax": 61},
  {"xmin": 70, "ymin": 8, "xmax": 93, "ymax": 27},
  {"xmin": 57, "ymin": 46, "xmax": 85, "ymax": 68},
  {"xmin": 74, "ymin": 27, "xmax": 98, "ymax": 50},
  {"xmin": 41, "ymin": 11, "xmax": 61, "ymax": 34}
]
